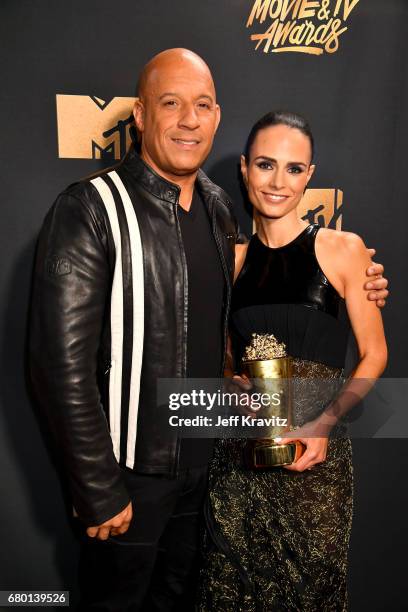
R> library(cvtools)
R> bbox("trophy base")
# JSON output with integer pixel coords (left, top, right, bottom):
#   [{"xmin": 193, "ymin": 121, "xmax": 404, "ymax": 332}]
[{"xmin": 245, "ymin": 439, "xmax": 305, "ymax": 469}]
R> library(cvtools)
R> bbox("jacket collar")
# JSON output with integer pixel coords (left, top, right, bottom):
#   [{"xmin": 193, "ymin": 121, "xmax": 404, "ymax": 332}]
[
  {"xmin": 196, "ymin": 168, "xmax": 232, "ymax": 209},
  {"xmin": 121, "ymin": 145, "xmax": 231, "ymax": 209}
]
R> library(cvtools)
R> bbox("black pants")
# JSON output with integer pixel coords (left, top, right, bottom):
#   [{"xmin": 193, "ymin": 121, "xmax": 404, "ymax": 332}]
[{"xmin": 77, "ymin": 465, "xmax": 208, "ymax": 612}]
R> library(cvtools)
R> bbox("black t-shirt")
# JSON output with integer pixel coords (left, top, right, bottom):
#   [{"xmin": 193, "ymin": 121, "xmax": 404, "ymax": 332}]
[{"xmin": 177, "ymin": 188, "xmax": 225, "ymax": 468}]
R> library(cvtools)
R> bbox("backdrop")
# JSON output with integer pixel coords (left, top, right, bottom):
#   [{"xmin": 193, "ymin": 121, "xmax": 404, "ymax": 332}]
[{"xmin": 1, "ymin": 1, "xmax": 407, "ymax": 609}]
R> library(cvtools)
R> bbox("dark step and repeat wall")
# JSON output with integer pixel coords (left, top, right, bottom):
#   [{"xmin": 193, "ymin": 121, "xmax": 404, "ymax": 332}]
[{"xmin": 1, "ymin": 1, "xmax": 407, "ymax": 609}]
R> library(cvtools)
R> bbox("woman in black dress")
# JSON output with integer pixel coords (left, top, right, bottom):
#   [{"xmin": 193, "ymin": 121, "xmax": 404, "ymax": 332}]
[{"xmin": 198, "ymin": 111, "xmax": 387, "ymax": 611}]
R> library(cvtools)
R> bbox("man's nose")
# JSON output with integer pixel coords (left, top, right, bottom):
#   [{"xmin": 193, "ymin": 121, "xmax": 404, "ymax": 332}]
[{"xmin": 178, "ymin": 104, "xmax": 200, "ymax": 130}]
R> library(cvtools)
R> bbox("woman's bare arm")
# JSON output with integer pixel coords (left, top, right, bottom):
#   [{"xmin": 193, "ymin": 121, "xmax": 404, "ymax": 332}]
[
  {"xmin": 234, "ymin": 243, "xmax": 249, "ymax": 283},
  {"xmin": 313, "ymin": 230, "xmax": 387, "ymax": 429},
  {"xmin": 224, "ymin": 243, "xmax": 251, "ymax": 385},
  {"xmin": 316, "ymin": 229, "xmax": 387, "ymax": 379},
  {"xmin": 282, "ymin": 229, "xmax": 387, "ymax": 471}
]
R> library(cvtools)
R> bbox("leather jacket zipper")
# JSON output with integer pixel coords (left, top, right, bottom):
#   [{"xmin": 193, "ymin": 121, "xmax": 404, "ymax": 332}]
[{"xmin": 173, "ymin": 196, "xmax": 187, "ymax": 477}]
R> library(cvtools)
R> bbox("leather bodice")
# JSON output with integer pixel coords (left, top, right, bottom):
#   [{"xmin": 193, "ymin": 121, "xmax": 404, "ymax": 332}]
[
  {"xmin": 231, "ymin": 224, "xmax": 350, "ymax": 369},
  {"xmin": 232, "ymin": 224, "xmax": 340, "ymax": 315}
]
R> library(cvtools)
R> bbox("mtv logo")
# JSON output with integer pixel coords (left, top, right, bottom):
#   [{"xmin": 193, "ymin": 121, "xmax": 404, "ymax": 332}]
[
  {"xmin": 300, "ymin": 188, "xmax": 343, "ymax": 229},
  {"xmin": 56, "ymin": 95, "xmax": 136, "ymax": 160},
  {"xmin": 252, "ymin": 188, "xmax": 343, "ymax": 233}
]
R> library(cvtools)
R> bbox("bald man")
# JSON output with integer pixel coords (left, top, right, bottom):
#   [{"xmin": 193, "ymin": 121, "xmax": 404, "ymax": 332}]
[{"xmin": 29, "ymin": 48, "xmax": 388, "ymax": 611}]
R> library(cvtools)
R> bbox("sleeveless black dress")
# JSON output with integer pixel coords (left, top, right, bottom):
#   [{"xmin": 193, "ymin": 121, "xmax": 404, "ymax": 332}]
[{"xmin": 198, "ymin": 225, "xmax": 353, "ymax": 612}]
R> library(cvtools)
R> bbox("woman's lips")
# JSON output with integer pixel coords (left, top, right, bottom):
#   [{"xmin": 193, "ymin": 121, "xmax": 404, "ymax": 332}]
[{"xmin": 262, "ymin": 193, "xmax": 290, "ymax": 203}]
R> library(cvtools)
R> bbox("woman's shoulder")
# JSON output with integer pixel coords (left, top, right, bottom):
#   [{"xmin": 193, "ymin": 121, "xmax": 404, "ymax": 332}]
[
  {"xmin": 316, "ymin": 227, "xmax": 367, "ymax": 255},
  {"xmin": 314, "ymin": 227, "xmax": 370, "ymax": 296}
]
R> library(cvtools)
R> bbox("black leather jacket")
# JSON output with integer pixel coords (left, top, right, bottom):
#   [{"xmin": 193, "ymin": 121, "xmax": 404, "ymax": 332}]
[{"xmin": 29, "ymin": 146, "xmax": 239, "ymax": 526}]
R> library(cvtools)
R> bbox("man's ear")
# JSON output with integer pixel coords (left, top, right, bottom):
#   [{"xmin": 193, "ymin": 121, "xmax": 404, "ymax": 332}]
[
  {"xmin": 133, "ymin": 97, "xmax": 144, "ymax": 133},
  {"xmin": 240, "ymin": 155, "xmax": 248, "ymax": 187},
  {"xmin": 214, "ymin": 104, "xmax": 221, "ymax": 134}
]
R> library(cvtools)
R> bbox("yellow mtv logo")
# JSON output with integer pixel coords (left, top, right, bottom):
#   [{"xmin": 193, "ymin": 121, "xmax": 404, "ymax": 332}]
[
  {"xmin": 300, "ymin": 188, "xmax": 343, "ymax": 229},
  {"xmin": 56, "ymin": 94, "xmax": 136, "ymax": 159},
  {"xmin": 252, "ymin": 189, "xmax": 343, "ymax": 233}
]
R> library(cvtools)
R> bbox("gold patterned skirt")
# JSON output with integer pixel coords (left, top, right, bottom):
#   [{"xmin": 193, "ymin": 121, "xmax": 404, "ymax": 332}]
[{"xmin": 198, "ymin": 360, "xmax": 353, "ymax": 612}]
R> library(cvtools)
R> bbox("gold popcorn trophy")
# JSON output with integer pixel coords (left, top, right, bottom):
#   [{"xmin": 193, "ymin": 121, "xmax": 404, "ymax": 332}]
[{"xmin": 242, "ymin": 333, "xmax": 305, "ymax": 468}]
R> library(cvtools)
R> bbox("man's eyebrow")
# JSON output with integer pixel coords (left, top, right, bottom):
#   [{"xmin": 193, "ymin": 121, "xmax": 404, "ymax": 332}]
[
  {"xmin": 158, "ymin": 92, "xmax": 215, "ymax": 102},
  {"xmin": 159, "ymin": 92, "xmax": 178, "ymax": 100},
  {"xmin": 196, "ymin": 94, "xmax": 214, "ymax": 101},
  {"xmin": 253, "ymin": 156, "xmax": 307, "ymax": 166}
]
